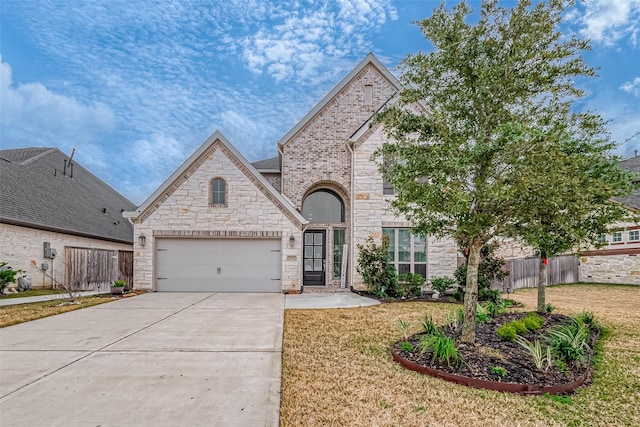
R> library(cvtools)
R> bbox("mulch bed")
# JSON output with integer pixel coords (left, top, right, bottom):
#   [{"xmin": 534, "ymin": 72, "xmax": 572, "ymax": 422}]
[{"xmin": 393, "ymin": 312, "xmax": 599, "ymax": 388}]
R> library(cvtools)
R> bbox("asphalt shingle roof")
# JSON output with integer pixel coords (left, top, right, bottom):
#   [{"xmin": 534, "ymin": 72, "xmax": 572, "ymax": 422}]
[
  {"xmin": 251, "ymin": 156, "xmax": 280, "ymax": 171},
  {"xmin": 0, "ymin": 147, "xmax": 136, "ymax": 243},
  {"xmin": 616, "ymin": 155, "xmax": 640, "ymax": 210}
]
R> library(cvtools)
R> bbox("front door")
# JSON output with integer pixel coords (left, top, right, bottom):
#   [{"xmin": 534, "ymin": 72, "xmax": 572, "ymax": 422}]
[{"xmin": 303, "ymin": 230, "xmax": 325, "ymax": 286}]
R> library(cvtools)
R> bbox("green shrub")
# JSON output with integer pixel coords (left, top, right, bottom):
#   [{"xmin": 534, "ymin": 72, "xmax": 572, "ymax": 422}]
[
  {"xmin": 0, "ymin": 262, "xmax": 26, "ymax": 294},
  {"xmin": 483, "ymin": 299, "xmax": 507, "ymax": 316},
  {"xmin": 418, "ymin": 334, "xmax": 460, "ymax": 366},
  {"xmin": 397, "ymin": 273, "xmax": 424, "ymax": 297},
  {"xmin": 511, "ymin": 319, "xmax": 528, "ymax": 334},
  {"xmin": 496, "ymin": 324, "xmax": 517, "ymax": 341},
  {"xmin": 573, "ymin": 311, "xmax": 600, "ymax": 330},
  {"xmin": 356, "ymin": 236, "xmax": 397, "ymax": 297},
  {"xmin": 544, "ymin": 303, "xmax": 555, "ymax": 313},
  {"xmin": 451, "ymin": 288, "xmax": 464, "ymax": 302},
  {"xmin": 430, "ymin": 276, "xmax": 456, "ymax": 294},
  {"xmin": 396, "ymin": 319, "xmax": 411, "ymax": 341},
  {"xmin": 547, "ymin": 319, "xmax": 590, "ymax": 366},
  {"xmin": 525, "ymin": 312, "xmax": 545, "ymax": 327},
  {"xmin": 491, "ymin": 366, "xmax": 507, "ymax": 379},
  {"xmin": 476, "ymin": 304, "xmax": 490, "ymax": 323},
  {"xmin": 523, "ymin": 314, "xmax": 544, "ymax": 331}
]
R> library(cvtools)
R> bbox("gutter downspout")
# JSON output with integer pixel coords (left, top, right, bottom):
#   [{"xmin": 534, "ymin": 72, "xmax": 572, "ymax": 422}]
[{"xmin": 346, "ymin": 140, "xmax": 355, "ymax": 291}]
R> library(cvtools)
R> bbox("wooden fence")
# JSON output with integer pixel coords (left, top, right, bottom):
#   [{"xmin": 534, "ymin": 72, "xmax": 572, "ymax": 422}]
[
  {"xmin": 492, "ymin": 255, "xmax": 579, "ymax": 291},
  {"xmin": 65, "ymin": 247, "xmax": 133, "ymax": 291}
]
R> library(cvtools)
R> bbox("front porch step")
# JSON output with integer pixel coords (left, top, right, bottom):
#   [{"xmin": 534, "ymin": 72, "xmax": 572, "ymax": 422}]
[{"xmin": 302, "ymin": 286, "xmax": 352, "ymax": 294}]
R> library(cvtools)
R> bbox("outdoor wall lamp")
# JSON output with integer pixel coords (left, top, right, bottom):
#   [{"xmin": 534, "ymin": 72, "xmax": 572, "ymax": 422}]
[
  {"xmin": 289, "ymin": 234, "xmax": 295, "ymax": 248},
  {"xmin": 138, "ymin": 233, "xmax": 146, "ymax": 247}
]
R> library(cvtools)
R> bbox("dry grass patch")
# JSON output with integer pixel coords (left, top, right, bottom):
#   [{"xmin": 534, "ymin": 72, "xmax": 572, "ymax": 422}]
[
  {"xmin": 0, "ymin": 297, "xmax": 113, "ymax": 328},
  {"xmin": 281, "ymin": 285, "xmax": 640, "ymax": 426}
]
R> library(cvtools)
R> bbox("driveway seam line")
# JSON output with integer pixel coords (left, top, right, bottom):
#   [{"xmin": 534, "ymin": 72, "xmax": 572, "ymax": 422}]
[{"xmin": 0, "ymin": 293, "xmax": 216, "ymax": 401}]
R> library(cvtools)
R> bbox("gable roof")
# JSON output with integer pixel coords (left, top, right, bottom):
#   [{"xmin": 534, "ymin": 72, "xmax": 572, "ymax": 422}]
[
  {"xmin": 0, "ymin": 147, "xmax": 136, "ymax": 243},
  {"xmin": 125, "ymin": 130, "xmax": 307, "ymax": 227},
  {"xmin": 616, "ymin": 155, "xmax": 640, "ymax": 210},
  {"xmin": 277, "ymin": 52, "xmax": 401, "ymax": 147}
]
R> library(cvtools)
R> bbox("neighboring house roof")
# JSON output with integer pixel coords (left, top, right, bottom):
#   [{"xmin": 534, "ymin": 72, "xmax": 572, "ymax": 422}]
[
  {"xmin": 277, "ymin": 52, "xmax": 401, "ymax": 147},
  {"xmin": 616, "ymin": 155, "xmax": 640, "ymax": 210},
  {"xmin": 125, "ymin": 130, "xmax": 307, "ymax": 227},
  {"xmin": 0, "ymin": 147, "xmax": 136, "ymax": 243},
  {"xmin": 251, "ymin": 156, "xmax": 280, "ymax": 172}
]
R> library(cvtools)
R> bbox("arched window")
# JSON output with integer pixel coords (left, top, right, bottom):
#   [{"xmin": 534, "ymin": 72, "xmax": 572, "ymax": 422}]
[
  {"xmin": 210, "ymin": 178, "xmax": 226, "ymax": 206},
  {"xmin": 302, "ymin": 190, "xmax": 345, "ymax": 223}
]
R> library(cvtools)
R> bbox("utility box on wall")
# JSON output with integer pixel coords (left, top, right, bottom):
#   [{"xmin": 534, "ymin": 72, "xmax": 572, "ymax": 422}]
[{"xmin": 43, "ymin": 242, "xmax": 57, "ymax": 259}]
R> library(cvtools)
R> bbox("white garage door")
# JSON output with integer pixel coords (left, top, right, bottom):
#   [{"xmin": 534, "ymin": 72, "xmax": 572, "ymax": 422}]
[{"xmin": 156, "ymin": 238, "xmax": 282, "ymax": 292}]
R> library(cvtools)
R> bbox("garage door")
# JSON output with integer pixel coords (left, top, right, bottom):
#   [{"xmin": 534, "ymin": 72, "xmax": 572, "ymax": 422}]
[{"xmin": 156, "ymin": 238, "xmax": 281, "ymax": 292}]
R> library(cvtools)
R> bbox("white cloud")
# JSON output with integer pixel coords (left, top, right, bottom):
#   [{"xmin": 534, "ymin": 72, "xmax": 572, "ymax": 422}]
[
  {"xmin": 241, "ymin": 0, "xmax": 397, "ymax": 82},
  {"xmin": 571, "ymin": 0, "xmax": 640, "ymax": 46},
  {"xmin": 0, "ymin": 56, "xmax": 116, "ymax": 147},
  {"xmin": 620, "ymin": 76, "xmax": 640, "ymax": 96}
]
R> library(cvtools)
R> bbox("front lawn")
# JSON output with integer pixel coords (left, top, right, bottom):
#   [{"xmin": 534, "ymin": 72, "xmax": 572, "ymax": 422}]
[
  {"xmin": 0, "ymin": 296, "xmax": 114, "ymax": 328},
  {"xmin": 280, "ymin": 284, "xmax": 640, "ymax": 426}
]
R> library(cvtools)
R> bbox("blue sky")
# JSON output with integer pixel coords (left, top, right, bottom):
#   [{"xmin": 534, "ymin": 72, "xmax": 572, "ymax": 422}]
[{"xmin": 1, "ymin": 0, "xmax": 639, "ymax": 204}]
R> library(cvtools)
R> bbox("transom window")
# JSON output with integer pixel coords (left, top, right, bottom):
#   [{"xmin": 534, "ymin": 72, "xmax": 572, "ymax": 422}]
[
  {"xmin": 302, "ymin": 190, "xmax": 345, "ymax": 223},
  {"xmin": 629, "ymin": 230, "xmax": 639, "ymax": 242},
  {"xmin": 383, "ymin": 228, "xmax": 427, "ymax": 278},
  {"xmin": 210, "ymin": 178, "xmax": 226, "ymax": 206}
]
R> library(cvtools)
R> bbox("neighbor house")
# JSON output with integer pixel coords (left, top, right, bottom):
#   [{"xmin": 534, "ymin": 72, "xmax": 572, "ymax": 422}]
[
  {"xmin": 578, "ymin": 154, "xmax": 640, "ymax": 284},
  {"xmin": 494, "ymin": 153, "xmax": 640, "ymax": 285},
  {"xmin": 0, "ymin": 147, "xmax": 136, "ymax": 290},
  {"xmin": 124, "ymin": 53, "xmax": 459, "ymax": 293}
]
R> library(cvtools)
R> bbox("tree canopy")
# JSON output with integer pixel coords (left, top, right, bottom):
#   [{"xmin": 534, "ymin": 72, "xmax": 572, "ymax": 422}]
[{"xmin": 375, "ymin": 0, "xmax": 636, "ymax": 341}]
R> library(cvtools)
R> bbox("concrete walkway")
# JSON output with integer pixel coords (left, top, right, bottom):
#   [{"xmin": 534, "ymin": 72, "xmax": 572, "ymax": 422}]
[
  {"xmin": 0, "ymin": 292, "xmax": 284, "ymax": 426},
  {"xmin": 285, "ymin": 292, "xmax": 379, "ymax": 309}
]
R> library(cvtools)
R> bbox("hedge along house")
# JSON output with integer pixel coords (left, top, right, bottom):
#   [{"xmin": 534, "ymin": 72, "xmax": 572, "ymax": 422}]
[{"xmin": 125, "ymin": 54, "xmax": 458, "ymax": 293}]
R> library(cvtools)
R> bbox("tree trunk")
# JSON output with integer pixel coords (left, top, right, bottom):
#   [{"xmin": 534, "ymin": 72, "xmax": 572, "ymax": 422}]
[
  {"xmin": 461, "ymin": 241, "xmax": 481, "ymax": 343},
  {"xmin": 537, "ymin": 256, "xmax": 547, "ymax": 312}
]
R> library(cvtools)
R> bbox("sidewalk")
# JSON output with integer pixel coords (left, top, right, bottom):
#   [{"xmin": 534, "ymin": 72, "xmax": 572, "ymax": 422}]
[{"xmin": 0, "ymin": 291, "xmax": 105, "ymax": 307}]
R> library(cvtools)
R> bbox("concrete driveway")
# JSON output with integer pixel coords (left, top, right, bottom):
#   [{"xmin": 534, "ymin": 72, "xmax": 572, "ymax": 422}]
[{"xmin": 0, "ymin": 292, "xmax": 284, "ymax": 426}]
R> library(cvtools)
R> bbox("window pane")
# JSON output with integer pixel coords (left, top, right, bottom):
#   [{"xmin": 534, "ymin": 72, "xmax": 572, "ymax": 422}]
[
  {"xmin": 383, "ymin": 228, "xmax": 395, "ymax": 261},
  {"xmin": 413, "ymin": 235, "xmax": 426, "ymax": 262},
  {"xmin": 314, "ymin": 246, "xmax": 323, "ymax": 258},
  {"xmin": 314, "ymin": 233, "xmax": 323, "ymax": 245},
  {"xmin": 314, "ymin": 260, "xmax": 323, "ymax": 271},
  {"xmin": 398, "ymin": 264, "xmax": 410, "ymax": 275},
  {"xmin": 333, "ymin": 229, "xmax": 345, "ymax": 278},
  {"xmin": 212, "ymin": 179, "xmax": 225, "ymax": 205},
  {"xmin": 305, "ymin": 233, "xmax": 314, "ymax": 245},
  {"xmin": 630, "ymin": 230, "xmax": 639, "ymax": 241},
  {"xmin": 613, "ymin": 232, "xmax": 622, "ymax": 242},
  {"xmin": 302, "ymin": 190, "xmax": 345, "ymax": 223},
  {"xmin": 414, "ymin": 264, "xmax": 426, "ymax": 279},
  {"xmin": 304, "ymin": 246, "xmax": 313, "ymax": 258},
  {"xmin": 398, "ymin": 229, "xmax": 411, "ymax": 262},
  {"xmin": 304, "ymin": 259, "xmax": 313, "ymax": 271}
]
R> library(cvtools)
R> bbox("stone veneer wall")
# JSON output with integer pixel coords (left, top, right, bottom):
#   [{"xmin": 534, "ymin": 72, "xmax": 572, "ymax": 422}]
[
  {"xmin": 132, "ymin": 142, "xmax": 302, "ymax": 292},
  {"xmin": 579, "ymin": 254, "xmax": 640, "ymax": 285},
  {"xmin": 0, "ymin": 222, "xmax": 132, "ymax": 288},
  {"xmin": 351, "ymin": 126, "xmax": 458, "ymax": 289}
]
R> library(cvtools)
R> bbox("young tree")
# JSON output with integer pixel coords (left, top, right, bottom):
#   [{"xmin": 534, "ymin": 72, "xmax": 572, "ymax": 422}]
[
  {"xmin": 508, "ymin": 123, "xmax": 637, "ymax": 312},
  {"xmin": 375, "ymin": 0, "xmax": 634, "ymax": 342}
]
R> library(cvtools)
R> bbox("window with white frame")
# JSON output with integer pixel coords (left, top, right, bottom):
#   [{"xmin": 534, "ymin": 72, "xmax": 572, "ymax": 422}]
[
  {"xmin": 612, "ymin": 231, "xmax": 623, "ymax": 243},
  {"xmin": 597, "ymin": 233, "xmax": 607, "ymax": 244},
  {"xmin": 382, "ymin": 228, "xmax": 427, "ymax": 278},
  {"xmin": 210, "ymin": 178, "xmax": 226, "ymax": 206},
  {"xmin": 629, "ymin": 230, "xmax": 639, "ymax": 242}
]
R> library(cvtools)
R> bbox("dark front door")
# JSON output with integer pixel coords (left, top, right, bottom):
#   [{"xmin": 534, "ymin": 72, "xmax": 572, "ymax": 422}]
[{"xmin": 303, "ymin": 230, "xmax": 325, "ymax": 286}]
